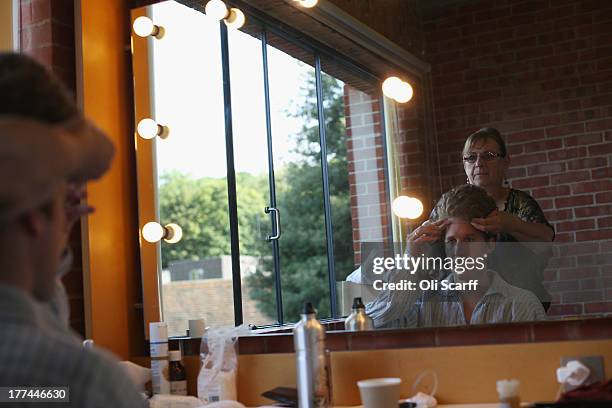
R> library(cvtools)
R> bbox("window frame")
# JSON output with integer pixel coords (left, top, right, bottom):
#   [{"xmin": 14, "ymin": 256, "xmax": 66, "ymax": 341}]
[{"xmin": 132, "ymin": 0, "xmax": 398, "ymax": 333}]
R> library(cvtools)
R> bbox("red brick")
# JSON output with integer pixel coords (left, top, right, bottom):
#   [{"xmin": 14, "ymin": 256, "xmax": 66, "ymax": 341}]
[
  {"xmin": 554, "ymin": 232, "xmax": 574, "ymax": 242},
  {"xmin": 548, "ymin": 147, "xmax": 587, "ymax": 161},
  {"xmin": 568, "ymin": 157, "xmax": 608, "ymax": 171},
  {"xmin": 528, "ymin": 162, "xmax": 565, "ymax": 176},
  {"xmin": 572, "ymin": 180, "xmax": 612, "ymax": 194},
  {"xmin": 596, "ymin": 192, "xmax": 612, "ymax": 203},
  {"xmin": 558, "ymin": 267, "xmax": 599, "ymax": 281},
  {"xmin": 584, "ymin": 302, "xmax": 612, "ymax": 314},
  {"xmin": 512, "ymin": 1, "xmax": 549, "ymax": 15},
  {"xmin": 533, "ymin": 185, "xmax": 571, "ymax": 198},
  {"xmin": 562, "ymin": 290, "xmax": 603, "ymax": 303},
  {"xmin": 31, "ymin": 0, "xmax": 51, "ymax": 24},
  {"xmin": 559, "ymin": 242, "xmax": 600, "ymax": 256},
  {"xmin": 576, "ymin": 229, "xmax": 612, "ymax": 241},
  {"xmin": 555, "ymin": 194, "xmax": 594, "ymax": 208},
  {"xmin": 586, "ymin": 119, "xmax": 612, "ymax": 132},
  {"xmin": 29, "ymin": 22, "xmax": 53, "ymax": 47},
  {"xmin": 523, "ymin": 138, "xmax": 563, "ymax": 152},
  {"xmin": 575, "ymin": 204, "xmax": 612, "ymax": 218},
  {"xmin": 592, "ymin": 167, "xmax": 612, "ymax": 179},
  {"xmin": 474, "ymin": 7, "xmax": 511, "ymax": 22},
  {"xmin": 547, "ymin": 280, "xmax": 580, "ymax": 292},
  {"xmin": 509, "ymin": 152, "xmax": 545, "ymax": 169},
  {"xmin": 506, "ymin": 167, "xmax": 527, "ymax": 179},
  {"xmin": 588, "ymin": 143, "xmax": 612, "ymax": 156},
  {"xmin": 545, "ymin": 209, "xmax": 573, "ymax": 222},
  {"xmin": 538, "ymin": 29, "xmax": 574, "ymax": 45},
  {"xmin": 581, "ymin": 278, "xmax": 606, "ymax": 291},
  {"xmin": 556, "ymin": 219, "xmax": 596, "ymax": 233},
  {"xmin": 523, "ymin": 115, "xmax": 562, "ymax": 129},
  {"xmin": 598, "ymin": 217, "xmax": 612, "ymax": 228},
  {"xmin": 546, "ymin": 123, "xmax": 585, "ymax": 138},
  {"xmin": 551, "ymin": 170, "xmax": 590, "ymax": 184},
  {"xmin": 547, "ymin": 303, "xmax": 583, "ymax": 316},
  {"xmin": 512, "ymin": 176, "xmax": 550, "ymax": 189}
]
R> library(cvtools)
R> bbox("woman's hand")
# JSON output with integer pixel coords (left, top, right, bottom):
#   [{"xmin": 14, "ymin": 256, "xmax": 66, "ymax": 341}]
[
  {"xmin": 407, "ymin": 218, "xmax": 449, "ymax": 255},
  {"xmin": 471, "ymin": 210, "xmax": 516, "ymax": 235}
]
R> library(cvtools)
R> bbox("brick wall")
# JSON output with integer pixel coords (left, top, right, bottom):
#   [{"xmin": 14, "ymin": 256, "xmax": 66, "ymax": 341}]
[
  {"xmin": 422, "ymin": 0, "xmax": 612, "ymax": 317},
  {"xmin": 345, "ymin": 87, "xmax": 388, "ymax": 265},
  {"xmin": 346, "ymin": 76, "xmax": 435, "ymax": 265},
  {"xmin": 19, "ymin": 0, "xmax": 84, "ymax": 335}
]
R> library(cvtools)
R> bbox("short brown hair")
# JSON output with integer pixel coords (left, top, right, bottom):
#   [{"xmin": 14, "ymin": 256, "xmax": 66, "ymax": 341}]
[
  {"xmin": 436, "ymin": 184, "xmax": 496, "ymax": 222},
  {"xmin": 0, "ymin": 52, "xmax": 78, "ymax": 123},
  {"xmin": 462, "ymin": 127, "xmax": 507, "ymax": 157}
]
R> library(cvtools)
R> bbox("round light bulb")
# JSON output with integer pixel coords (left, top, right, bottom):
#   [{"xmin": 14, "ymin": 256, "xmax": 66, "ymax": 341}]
[
  {"xmin": 205, "ymin": 0, "xmax": 229, "ymax": 21},
  {"xmin": 224, "ymin": 8, "xmax": 246, "ymax": 29},
  {"xmin": 163, "ymin": 223, "xmax": 183, "ymax": 244},
  {"xmin": 392, "ymin": 196, "xmax": 423, "ymax": 220},
  {"xmin": 133, "ymin": 16, "xmax": 158, "ymax": 38},
  {"xmin": 382, "ymin": 76, "xmax": 403, "ymax": 100},
  {"xmin": 137, "ymin": 118, "xmax": 160, "ymax": 139},
  {"xmin": 142, "ymin": 221, "xmax": 165, "ymax": 243},
  {"xmin": 298, "ymin": 0, "xmax": 318, "ymax": 7},
  {"xmin": 394, "ymin": 81, "xmax": 414, "ymax": 103}
]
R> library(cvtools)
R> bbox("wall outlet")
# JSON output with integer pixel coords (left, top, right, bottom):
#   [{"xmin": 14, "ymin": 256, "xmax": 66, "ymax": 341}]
[{"xmin": 560, "ymin": 355, "xmax": 605, "ymax": 392}]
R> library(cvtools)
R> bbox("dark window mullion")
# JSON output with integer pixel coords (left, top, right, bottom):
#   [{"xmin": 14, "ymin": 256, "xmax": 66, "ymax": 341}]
[
  {"xmin": 261, "ymin": 29, "xmax": 284, "ymax": 325},
  {"xmin": 314, "ymin": 55, "xmax": 338, "ymax": 318},
  {"xmin": 219, "ymin": 22, "xmax": 244, "ymax": 326}
]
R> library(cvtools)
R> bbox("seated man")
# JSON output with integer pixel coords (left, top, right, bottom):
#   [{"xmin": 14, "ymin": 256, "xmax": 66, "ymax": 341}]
[
  {"xmin": 366, "ymin": 184, "xmax": 546, "ymax": 328},
  {"xmin": 0, "ymin": 117, "xmax": 145, "ymax": 407}
]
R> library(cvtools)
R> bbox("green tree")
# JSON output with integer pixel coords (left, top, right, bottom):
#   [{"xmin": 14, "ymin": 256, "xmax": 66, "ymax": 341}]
[
  {"xmin": 159, "ymin": 171, "xmax": 267, "ymax": 268},
  {"xmin": 157, "ymin": 73, "xmax": 355, "ymax": 324},
  {"xmin": 247, "ymin": 73, "xmax": 355, "ymax": 321}
]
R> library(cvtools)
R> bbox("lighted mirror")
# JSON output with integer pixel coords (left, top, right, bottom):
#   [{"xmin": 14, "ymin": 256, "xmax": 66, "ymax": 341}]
[{"xmin": 131, "ymin": 0, "xmax": 612, "ymax": 337}]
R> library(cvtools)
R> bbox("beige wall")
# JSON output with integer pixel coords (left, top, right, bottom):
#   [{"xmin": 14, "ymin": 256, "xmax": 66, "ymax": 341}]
[
  {"xmin": 235, "ymin": 339, "xmax": 612, "ymax": 406},
  {"xmin": 0, "ymin": 0, "xmax": 17, "ymax": 51}
]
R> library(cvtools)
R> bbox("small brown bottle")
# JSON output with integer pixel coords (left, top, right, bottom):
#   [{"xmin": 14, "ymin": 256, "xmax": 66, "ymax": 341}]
[{"xmin": 168, "ymin": 350, "xmax": 187, "ymax": 395}]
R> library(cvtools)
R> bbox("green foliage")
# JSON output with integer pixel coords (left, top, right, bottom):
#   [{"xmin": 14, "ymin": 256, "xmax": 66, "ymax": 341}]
[
  {"xmin": 158, "ymin": 72, "xmax": 354, "ymax": 324},
  {"xmin": 159, "ymin": 171, "xmax": 267, "ymax": 267},
  {"xmin": 247, "ymin": 73, "xmax": 355, "ymax": 322}
]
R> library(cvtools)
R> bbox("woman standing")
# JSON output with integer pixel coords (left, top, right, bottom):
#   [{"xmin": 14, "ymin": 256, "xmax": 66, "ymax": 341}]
[{"xmin": 413, "ymin": 128, "xmax": 554, "ymax": 309}]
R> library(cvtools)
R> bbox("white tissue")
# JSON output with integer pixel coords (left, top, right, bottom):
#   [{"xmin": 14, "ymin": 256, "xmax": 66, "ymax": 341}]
[
  {"xmin": 149, "ymin": 395, "xmax": 203, "ymax": 408},
  {"xmin": 557, "ymin": 360, "xmax": 590, "ymax": 386},
  {"xmin": 404, "ymin": 391, "xmax": 437, "ymax": 407}
]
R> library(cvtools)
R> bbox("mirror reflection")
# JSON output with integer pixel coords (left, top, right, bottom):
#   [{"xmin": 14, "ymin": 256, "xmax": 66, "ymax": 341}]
[{"xmin": 132, "ymin": 0, "xmax": 612, "ymax": 336}]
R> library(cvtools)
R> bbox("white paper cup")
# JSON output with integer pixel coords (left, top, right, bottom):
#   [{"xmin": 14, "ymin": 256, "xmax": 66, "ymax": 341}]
[
  {"xmin": 357, "ymin": 377, "xmax": 401, "ymax": 408},
  {"xmin": 188, "ymin": 319, "xmax": 205, "ymax": 337}
]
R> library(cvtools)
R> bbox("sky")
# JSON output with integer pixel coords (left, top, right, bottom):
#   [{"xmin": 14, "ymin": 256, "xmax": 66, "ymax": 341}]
[{"xmin": 150, "ymin": 1, "xmax": 313, "ymax": 180}]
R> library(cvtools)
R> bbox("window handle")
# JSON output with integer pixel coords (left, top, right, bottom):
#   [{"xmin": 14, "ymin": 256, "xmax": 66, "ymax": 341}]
[{"xmin": 265, "ymin": 206, "xmax": 281, "ymax": 241}]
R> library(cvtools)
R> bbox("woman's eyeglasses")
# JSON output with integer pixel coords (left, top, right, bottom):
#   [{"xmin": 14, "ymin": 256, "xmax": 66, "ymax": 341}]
[{"xmin": 463, "ymin": 151, "xmax": 504, "ymax": 164}]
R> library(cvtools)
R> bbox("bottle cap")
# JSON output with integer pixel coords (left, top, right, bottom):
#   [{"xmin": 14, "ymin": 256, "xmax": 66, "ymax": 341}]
[
  {"xmin": 149, "ymin": 322, "xmax": 168, "ymax": 343},
  {"xmin": 302, "ymin": 302, "xmax": 315, "ymax": 315},
  {"xmin": 352, "ymin": 297, "xmax": 365, "ymax": 309},
  {"xmin": 168, "ymin": 350, "xmax": 182, "ymax": 361}
]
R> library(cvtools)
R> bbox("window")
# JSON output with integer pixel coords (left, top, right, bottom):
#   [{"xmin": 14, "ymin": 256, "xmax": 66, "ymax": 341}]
[{"xmin": 131, "ymin": 1, "xmax": 395, "ymax": 333}]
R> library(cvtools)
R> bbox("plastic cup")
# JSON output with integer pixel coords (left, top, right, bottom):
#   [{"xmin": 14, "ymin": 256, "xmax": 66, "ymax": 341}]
[{"xmin": 357, "ymin": 377, "xmax": 402, "ymax": 408}]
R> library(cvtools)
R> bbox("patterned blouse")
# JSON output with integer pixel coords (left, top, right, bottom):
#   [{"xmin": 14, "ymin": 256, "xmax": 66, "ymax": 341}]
[{"xmin": 429, "ymin": 188, "xmax": 554, "ymax": 302}]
